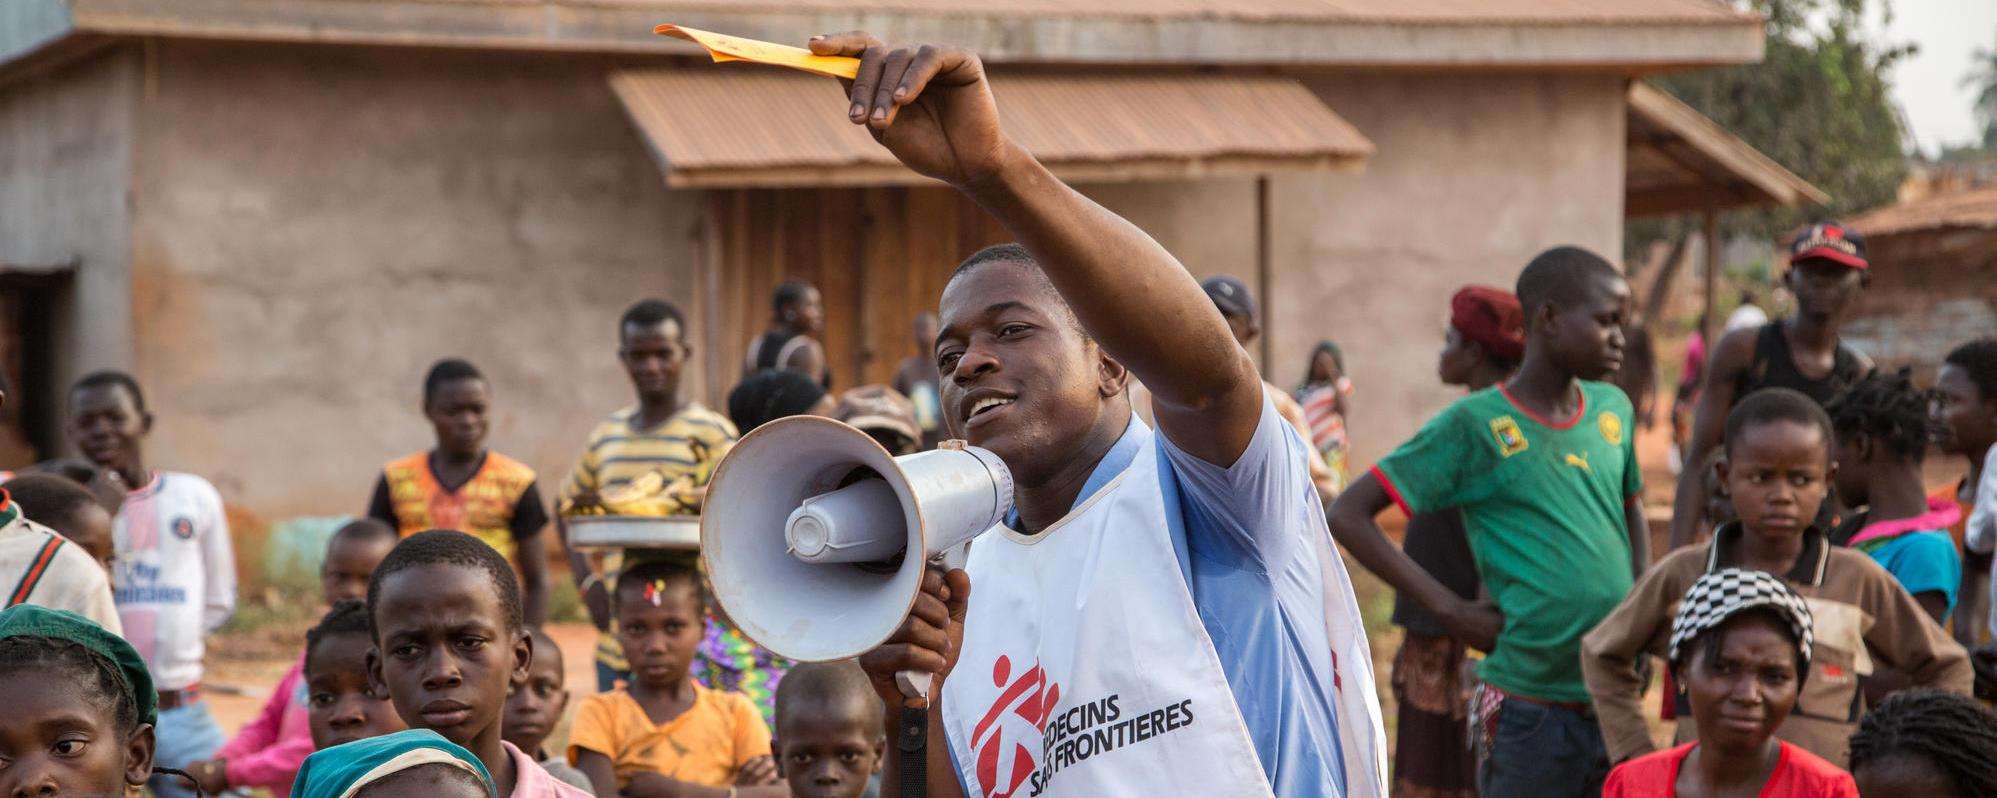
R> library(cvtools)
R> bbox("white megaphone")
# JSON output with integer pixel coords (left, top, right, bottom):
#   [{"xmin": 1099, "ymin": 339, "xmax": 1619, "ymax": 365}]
[{"xmin": 701, "ymin": 415, "xmax": 1014, "ymax": 673}]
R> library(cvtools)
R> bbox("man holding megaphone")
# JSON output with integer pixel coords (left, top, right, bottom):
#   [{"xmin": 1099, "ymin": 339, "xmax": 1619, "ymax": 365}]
[{"xmin": 779, "ymin": 32, "xmax": 1389, "ymax": 797}]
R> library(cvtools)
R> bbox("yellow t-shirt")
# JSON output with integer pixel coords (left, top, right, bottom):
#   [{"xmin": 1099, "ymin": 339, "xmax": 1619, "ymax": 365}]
[
  {"xmin": 565, "ymin": 684, "xmax": 771, "ymax": 789},
  {"xmin": 561, "ymin": 403, "xmax": 736, "ymax": 671}
]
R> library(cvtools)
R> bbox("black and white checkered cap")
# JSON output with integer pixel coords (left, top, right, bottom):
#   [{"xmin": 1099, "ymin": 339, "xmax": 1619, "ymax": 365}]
[{"xmin": 1668, "ymin": 568, "xmax": 1813, "ymax": 666}]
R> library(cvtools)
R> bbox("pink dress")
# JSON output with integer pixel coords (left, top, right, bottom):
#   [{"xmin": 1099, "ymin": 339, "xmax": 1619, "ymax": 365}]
[{"xmin": 215, "ymin": 654, "xmax": 314, "ymax": 798}]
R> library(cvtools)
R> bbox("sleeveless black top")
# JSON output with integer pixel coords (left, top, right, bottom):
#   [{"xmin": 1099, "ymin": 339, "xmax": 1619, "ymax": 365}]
[
  {"xmin": 745, "ymin": 329, "xmax": 830, "ymax": 387},
  {"xmin": 1734, "ymin": 322, "xmax": 1864, "ymax": 404}
]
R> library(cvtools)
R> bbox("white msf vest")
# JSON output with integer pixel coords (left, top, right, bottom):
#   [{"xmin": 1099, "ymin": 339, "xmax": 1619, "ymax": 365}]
[{"xmin": 939, "ymin": 439, "xmax": 1388, "ymax": 797}]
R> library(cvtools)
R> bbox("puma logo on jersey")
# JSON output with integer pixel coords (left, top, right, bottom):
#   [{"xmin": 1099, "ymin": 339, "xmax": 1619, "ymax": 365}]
[{"xmin": 1565, "ymin": 453, "xmax": 1590, "ymax": 472}]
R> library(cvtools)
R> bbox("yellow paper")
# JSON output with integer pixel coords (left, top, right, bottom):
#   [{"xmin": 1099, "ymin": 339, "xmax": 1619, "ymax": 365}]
[{"xmin": 654, "ymin": 24, "xmax": 860, "ymax": 80}]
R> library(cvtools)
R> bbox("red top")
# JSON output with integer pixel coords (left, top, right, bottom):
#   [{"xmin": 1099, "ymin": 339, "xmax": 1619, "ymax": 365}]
[{"xmin": 1603, "ymin": 741, "xmax": 1857, "ymax": 798}]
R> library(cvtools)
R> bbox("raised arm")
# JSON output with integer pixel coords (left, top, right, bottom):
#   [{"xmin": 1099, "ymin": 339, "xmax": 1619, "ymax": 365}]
[
  {"xmin": 1667, "ymin": 329, "xmax": 1754, "ymax": 550},
  {"xmin": 812, "ymin": 33, "xmax": 1261, "ymax": 465}
]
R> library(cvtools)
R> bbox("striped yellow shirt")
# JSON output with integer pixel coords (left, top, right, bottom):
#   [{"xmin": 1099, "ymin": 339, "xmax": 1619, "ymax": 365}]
[{"xmin": 561, "ymin": 403, "xmax": 736, "ymax": 671}]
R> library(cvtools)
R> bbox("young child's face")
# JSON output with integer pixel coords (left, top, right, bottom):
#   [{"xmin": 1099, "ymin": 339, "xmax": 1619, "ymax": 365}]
[
  {"xmin": 308, "ymin": 630, "xmax": 407, "ymax": 748},
  {"xmin": 776, "ymin": 702, "xmax": 883, "ymax": 798},
  {"xmin": 322, "ymin": 534, "xmax": 395, "ymax": 606},
  {"xmin": 1539, "ymin": 274, "xmax": 1631, "ymax": 381},
  {"xmin": 615, "ymin": 582, "xmax": 704, "ymax": 690},
  {"xmin": 51, "ymin": 503, "xmax": 116, "ymax": 571},
  {"xmin": 425, "ymin": 378, "xmax": 491, "ymax": 459},
  {"xmin": 501, "ymin": 639, "xmax": 568, "ymax": 755},
  {"xmin": 1933, "ymin": 363, "xmax": 1997, "ymax": 457},
  {"xmin": 65, "ymin": 384, "xmax": 148, "ymax": 475},
  {"xmin": 1720, "ymin": 420, "xmax": 1830, "ymax": 540},
  {"xmin": 369, "ymin": 563, "xmax": 529, "ymax": 750},
  {"xmin": 0, "ymin": 668, "xmax": 153, "ymax": 796},
  {"xmin": 1679, "ymin": 613, "xmax": 1798, "ymax": 756}
]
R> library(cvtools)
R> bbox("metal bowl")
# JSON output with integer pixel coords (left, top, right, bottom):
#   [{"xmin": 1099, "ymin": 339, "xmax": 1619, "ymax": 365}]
[{"xmin": 566, "ymin": 515, "xmax": 702, "ymax": 551}]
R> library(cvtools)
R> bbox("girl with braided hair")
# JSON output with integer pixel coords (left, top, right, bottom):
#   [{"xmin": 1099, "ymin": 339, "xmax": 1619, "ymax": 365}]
[
  {"xmin": 0, "ymin": 604, "xmax": 178, "ymax": 797},
  {"xmin": 1828, "ymin": 369, "xmax": 1964, "ymax": 623},
  {"xmin": 1848, "ymin": 687, "xmax": 1997, "ymax": 798}
]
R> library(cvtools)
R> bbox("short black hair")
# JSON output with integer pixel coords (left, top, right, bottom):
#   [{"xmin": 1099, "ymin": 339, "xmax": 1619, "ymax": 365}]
[
  {"xmin": 1848, "ymin": 688, "xmax": 1997, "ymax": 797},
  {"xmin": 620, "ymin": 299, "xmax": 686, "ymax": 339},
  {"xmin": 773, "ymin": 280, "xmax": 817, "ymax": 314},
  {"xmin": 1723, "ymin": 387, "xmax": 1834, "ymax": 459},
  {"xmin": 1944, "ymin": 338, "xmax": 1997, "ymax": 402},
  {"xmin": 69, "ymin": 370, "xmax": 148, "ymax": 415},
  {"xmin": 1674, "ymin": 605, "xmax": 1808, "ymax": 688},
  {"xmin": 1826, "ymin": 369, "xmax": 1935, "ymax": 462},
  {"xmin": 0, "ymin": 635, "xmax": 139, "ymax": 733},
  {"xmin": 614, "ymin": 559, "xmax": 703, "ymax": 617},
  {"xmin": 330, "ymin": 517, "xmax": 398, "ymax": 549},
  {"xmin": 306, "ymin": 599, "xmax": 374, "ymax": 667},
  {"xmin": 947, "ymin": 243, "xmax": 1084, "ymax": 336},
  {"xmin": 527, "ymin": 627, "xmax": 563, "ymax": 678},
  {"xmin": 775, "ymin": 660, "xmax": 884, "ymax": 736},
  {"xmin": 3, "ymin": 473, "xmax": 101, "ymax": 527},
  {"xmin": 366, "ymin": 530, "xmax": 524, "ymax": 635},
  {"xmin": 1514, "ymin": 246, "xmax": 1621, "ymax": 329},
  {"xmin": 422, "ymin": 358, "xmax": 485, "ymax": 408},
  {"xmin": 727, "ymin": 369, "xmax": 828, "ymax": 433}
]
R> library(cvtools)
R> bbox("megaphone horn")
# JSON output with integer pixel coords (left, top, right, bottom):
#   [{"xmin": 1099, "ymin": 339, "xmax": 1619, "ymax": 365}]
[{"xmin": 700, "ymin": 415, "xmax": 1014, "ymax": 664}]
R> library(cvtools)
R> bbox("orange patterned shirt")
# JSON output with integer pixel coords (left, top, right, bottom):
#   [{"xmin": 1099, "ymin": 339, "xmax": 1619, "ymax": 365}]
[{"xmin": 370, "ymin": 451, "xmax": 547, "ymax": 562}]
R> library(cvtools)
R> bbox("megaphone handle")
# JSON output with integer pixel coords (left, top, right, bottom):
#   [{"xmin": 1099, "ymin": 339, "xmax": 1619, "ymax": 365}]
[
  {"xmin": 895, "ymin": 669, "xmax": 933, "ymax": 701},
  {"xmin": 897, "ymin": 705, "xmax": 930, "ymax": 798}
]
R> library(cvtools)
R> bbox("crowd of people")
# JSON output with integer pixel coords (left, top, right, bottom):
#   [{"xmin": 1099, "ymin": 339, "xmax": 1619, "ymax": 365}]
[{"xmin": 2, "ymin": 30, "xmax": 1997, "ymax": 798}]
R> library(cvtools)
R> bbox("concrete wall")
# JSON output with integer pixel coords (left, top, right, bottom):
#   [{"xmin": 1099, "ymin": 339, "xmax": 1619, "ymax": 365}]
[
  {"xmin": 127, "ymin": 42, "xmax": 704, "ymax": 516},
  {"xmin": 0, "ymin": 47, "xmax": 139, "ymax": 442},
  {"xmin": 1070, "ymin": 72, "xmax": 1627, "ymax": 468}
]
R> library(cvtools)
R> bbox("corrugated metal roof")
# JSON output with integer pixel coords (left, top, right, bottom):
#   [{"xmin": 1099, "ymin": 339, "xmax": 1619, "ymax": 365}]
[
  {"xmin": 611, "ymin": 68, "xmax": 1373, "ymax": 187},
  {"xmin": 1843, "ymin": 186, "xmax": 1997, "ymax": 238},
  {"xmin": 1624, "ymin": 82, "xmax": 1826, "ymax": 217},
  {"xmin": 424, "ymin": 0, "xmax": 1755, "ymax": 26}
]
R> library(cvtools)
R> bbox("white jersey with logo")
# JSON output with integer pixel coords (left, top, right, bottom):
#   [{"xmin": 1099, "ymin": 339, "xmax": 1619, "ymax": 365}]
[
  {"xmin": 114, "ymin": 472, "xmax": 237, "ymax": 690},
  {"xmin": 940, "ymin": 449, "xmax": 1268, "ymax": 797}
]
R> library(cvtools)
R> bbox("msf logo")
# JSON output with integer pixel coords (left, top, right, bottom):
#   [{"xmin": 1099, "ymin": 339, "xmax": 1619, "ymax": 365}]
[{"xmin": 969, "ymin": 655, "xmax": 1061, "ymax": 797}]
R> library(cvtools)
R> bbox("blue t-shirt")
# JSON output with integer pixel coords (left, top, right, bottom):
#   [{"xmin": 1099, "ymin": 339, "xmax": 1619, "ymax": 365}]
[
  {"xmin": 1858, "ymin": 530, "xmax": 1961, "ymax": 614},
  {"xmin": 969, "ymin": 400, "xmax": 1347, "ymax": 796}
]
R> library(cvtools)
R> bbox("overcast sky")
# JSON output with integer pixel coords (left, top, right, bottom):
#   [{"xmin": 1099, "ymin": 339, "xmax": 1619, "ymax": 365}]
[{"xmin": 1876, "ymin": 0, "xmax": 1997, "ymax": 154}]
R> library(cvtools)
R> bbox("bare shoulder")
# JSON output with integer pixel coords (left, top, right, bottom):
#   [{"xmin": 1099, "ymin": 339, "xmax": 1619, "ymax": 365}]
[{"xmin": 1709, "ymin": 326, "xmax": 1761, "ymax": 374}]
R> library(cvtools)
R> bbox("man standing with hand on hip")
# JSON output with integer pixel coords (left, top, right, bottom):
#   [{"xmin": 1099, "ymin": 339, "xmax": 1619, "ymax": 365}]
[{"xmin": 807, "ymin": 32, "xmax": 1388, "ymax": 798}]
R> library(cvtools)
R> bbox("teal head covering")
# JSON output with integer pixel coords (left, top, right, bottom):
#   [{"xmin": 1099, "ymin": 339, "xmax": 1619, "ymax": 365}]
[
  {"xmin": 294, "ymin": 730, "xmax": 496, "ymax": 798},
  {"xmin": 0, "ymin": 605, "xmax": 155, "ymax": 726}
]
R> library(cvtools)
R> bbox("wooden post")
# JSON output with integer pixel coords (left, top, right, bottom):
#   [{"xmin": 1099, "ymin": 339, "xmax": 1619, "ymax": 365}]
[
  {"xmin": 1256, "ymin": 177, "xmax": 1274, "ymax": 380},
  {"xmin": 1702, "ymin": 205, "xmax": 1720, "ymax": 348}
]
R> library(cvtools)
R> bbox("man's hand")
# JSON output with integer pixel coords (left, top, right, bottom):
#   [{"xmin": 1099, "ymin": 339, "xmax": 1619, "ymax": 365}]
[
  {"xmin": 859, "ymin": 567, "xmax": 971, "ymax": 707},
  {"xmin": 809, "ymin": 33, "xmax": 1010, "ymax": 186},
  {"xmin": 736, "ymin": 755, "xmax": 780, "ymax": 786},
  {"xmin": 1445, "ymin": 599, "xmax": 1503, "ymax": 655}
]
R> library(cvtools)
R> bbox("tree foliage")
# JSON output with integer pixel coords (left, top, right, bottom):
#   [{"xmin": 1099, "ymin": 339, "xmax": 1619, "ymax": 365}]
[
  {"xmin": 1629, "ymin": 0, "xmax": 1911, "ymax": 252},
  {"xmin": 1968, "ymin": 34, "xmax": 1997, "ymax": 149}
]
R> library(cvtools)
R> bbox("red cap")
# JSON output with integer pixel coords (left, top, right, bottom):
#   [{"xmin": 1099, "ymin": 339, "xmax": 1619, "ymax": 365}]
[
  {"xmin": 1451, "ymin": 286, "xmax": 1526, "ymax": 362},
  {"xmin": 1788, "ymin": 222, "xmax": 1868, "ymax": 270}
]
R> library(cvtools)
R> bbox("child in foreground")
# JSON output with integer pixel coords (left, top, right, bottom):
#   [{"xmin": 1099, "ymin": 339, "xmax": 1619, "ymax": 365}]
[
  {"xmin": 1602, "ymin": 568, "xmax": 1857, "ymax": 797},
  {"xmin": 569, "ymin": 559, "xmax": 784, "ymax": 797},
  {"xmin": 1583, "ymin": 388, "xmax": 1972, "ymax": 767},
  {"xmin": 194, "ymin": 518, "xmax": 400, "ymax": 795},
  {"xmin": 4, "ymin": 471, "xmax": 116, "ymax": 569},
  {"xmin": 502, "ymin": 627, "xmax": 593, "ymax": 791},
  {"xmin": 0, "ymin": 473, "xmax": 122, "ymax": 631},
  {"xmin": 294, "ymin": 729, "xmax": 496, "ymax": 798},
  {"xmin": 0, "ymin": 605, "xmax": 159, "ymax": 797},
  {"xmin": 367, "ymin": 530, "xmax": 592, "ymax": 798},
  {"xmin": 306, "ymin": 599, "xmax": 406, "ymax": 748},
  {"xmin": 772, "ymin": 660, "xmax": 884, "ymax": 798},
  {"xmin": 1828, "ymin": 370, "xmax": 1963, "ymax": 622},
  {"xmin": 1847, "ymin": 688, "xmax": 1997, "ymax": 798}
]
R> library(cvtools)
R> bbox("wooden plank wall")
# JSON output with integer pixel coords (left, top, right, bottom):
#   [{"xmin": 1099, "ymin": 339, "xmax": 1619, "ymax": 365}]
[{"xmin": 709, "ymin": 186, "xmax": 1010, "ymax": 396}]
